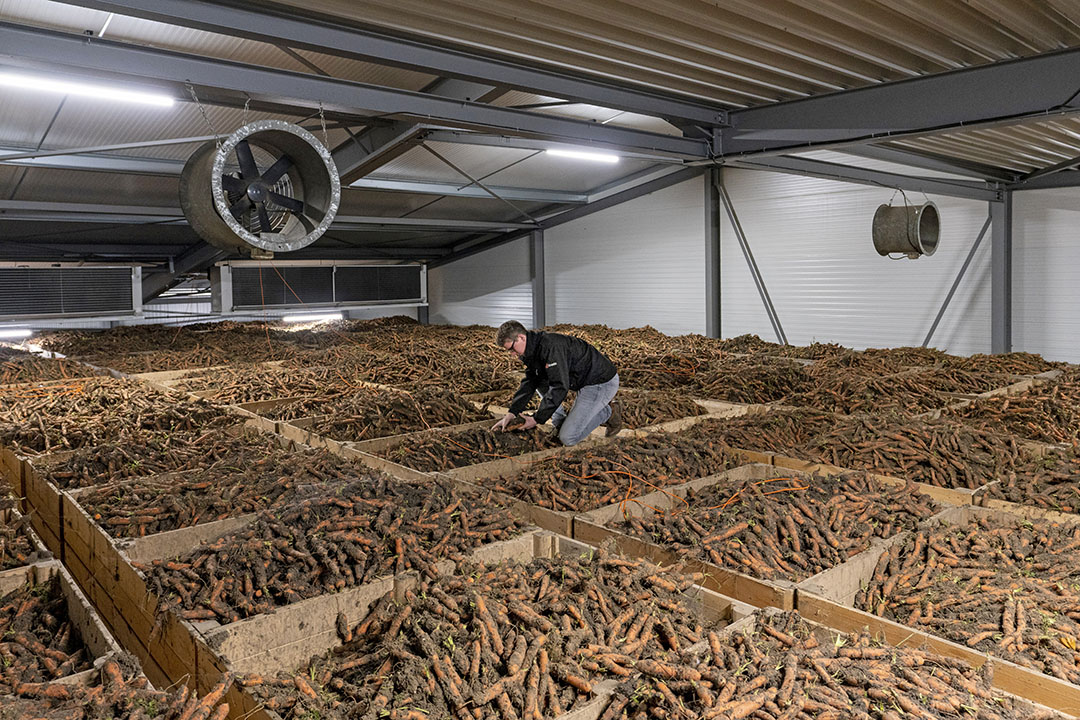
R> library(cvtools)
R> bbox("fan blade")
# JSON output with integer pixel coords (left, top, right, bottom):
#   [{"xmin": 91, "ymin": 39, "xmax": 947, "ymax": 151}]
[
  {"xmin": 261, "ymin": 155, "xmax": 293, "ymax": 185},
  {"xmin": 221, "ymin": 174, "xmax": 246, "ymax": 193},
  {"xmin": 228, "ymin": 196, "xmax": 252, "ymax": 220},
  {"xmin": 257, "ymin": 204, "xmax": 273, "ymax": 234},
  {"xmin": 235, "ymin": 140, "xmax": 259, "ymax": 179},
  {"xmin": 268, "ymin": 191, "xmax": 304, "ymax": 214}
]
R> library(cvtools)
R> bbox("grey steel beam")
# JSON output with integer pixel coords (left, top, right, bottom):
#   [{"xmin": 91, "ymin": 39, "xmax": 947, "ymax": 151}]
[
  {"xmin": 0, "ymin": 200, "xmax": 536, "ymax": 231},
  {"xmin": 840, "ymin": 145, "xmax": 1016, "ymax": 183},
  {"xmin": 0, "ymin": 150, "xmax": 185, "ymax": 175},
  {"xmin": 0, "ymin": 135, "xmax": 218, "ymax": 161},
  {"xmin": 350, "ymin": 178, "xmax": 588, "ymax": 204},
  {"xmin": 332, "ymin": 79, "xmax": 503, "ymax": 183},
  {"xmin": 715, "ymin": 172, "xmax": 786, "ymax": 345},
  {"xmin": 62, "ymin": 0, "xmax": 726, "ymax": 127},
  {"xmin": 922, "ymin": 214, "xmax": 992, "ymax": 348},
  {"xmin": 704, "ymin": 167, "xmax": 721, "ymax": 339},
  {"xmin": 723, "ymin": 48, "xmax": 1080, "ymax": 155},
  {"xmin": 990, "ymin": 194, "xmax": 1013, "ymax": 354},
  {"xmin": 1011, "ymin": 154, "xmax": 1080, "ymax": 186},
  {"xmin": 141, "ymin": 242, "xmax": 228, "ymax": 301},
  {"xmin": 729, "ymin": 155, "xmax": 1001, "ymax": 202},
  {"xmin": 1008, "ymin": 170, "xmax": 1080, "ymax": 191},
  {"xmin": 0, "ymin": 22, "xmax": 709, "ymax": 160},
  {"xmin": 531, "ymin": 230, "xmax": 545, "ymax": 329},
  {"xmin": 423, "ymin": 130, "xmax": 685, "ymax": 164},
  {"xmin": 429, "ymin": 166, "xmax": 703, "ymax": 268}
]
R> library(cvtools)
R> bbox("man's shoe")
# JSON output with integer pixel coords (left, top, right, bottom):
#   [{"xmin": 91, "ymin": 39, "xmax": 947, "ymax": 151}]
[{"xmin": 605, "ymin": 398, "xmax": 623, "ymax": 437}]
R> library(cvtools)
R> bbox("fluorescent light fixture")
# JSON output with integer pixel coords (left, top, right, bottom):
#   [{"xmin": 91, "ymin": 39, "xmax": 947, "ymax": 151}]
[
  {"xmin": 281, "ymin": 312, "xmax": 343, "ymax": 323},
  {"xmin": 0, "ymin": 72, "xmax": 174, "ymax": 107},
  {"xmin": 0, "ymin": 329, "xmax": 33, "ymax": 339},
  {"xmin": 546, "ymin": 148, "xmax": 619, "ymax": 164}
]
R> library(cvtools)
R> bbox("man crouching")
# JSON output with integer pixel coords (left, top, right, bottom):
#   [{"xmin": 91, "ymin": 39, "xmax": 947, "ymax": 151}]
[{"xmin": 492, "ymin": 320, "xmax": 621, "ymax": 446}]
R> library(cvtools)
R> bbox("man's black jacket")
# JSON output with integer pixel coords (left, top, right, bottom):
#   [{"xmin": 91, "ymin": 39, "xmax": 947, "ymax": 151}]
[{"xmin": 508, "ymin": 331, "xmax": 617, "ymax": 425}]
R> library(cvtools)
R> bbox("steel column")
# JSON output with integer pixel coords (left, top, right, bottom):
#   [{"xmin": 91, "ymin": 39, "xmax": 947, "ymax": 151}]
[
  {"xmin": 704, "ymin": 167, "xmax": 721, "ymax": 339},
  {"xmin": 715, "ymin": 171, "xmax": 787, "ymax": 345},
  {"xmin": 991, "ymin": 193, "xmax": 1013, "ymax": 354},
  {"xmin": 531, "ymin": 230, "xmax": 546, "ymax": 330},
  {"xmin": 922, "ymin": 214, "xmax": 992, "ymax": 348}
]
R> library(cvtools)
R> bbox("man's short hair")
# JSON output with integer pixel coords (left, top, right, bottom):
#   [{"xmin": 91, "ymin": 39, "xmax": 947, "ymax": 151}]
[{"xmin": 496, "ymin": 320, "xmax": 528, "ymax": 346}]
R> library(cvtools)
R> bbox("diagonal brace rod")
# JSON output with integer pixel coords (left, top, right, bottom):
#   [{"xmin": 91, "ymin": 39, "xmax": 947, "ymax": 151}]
[
  {"xmin": 922, "ymin": 214, "xmax": 992, "ymax": 348},
  {"xmin": 715, "ymin": 175, "xmax": 787, "ymax": 345}
]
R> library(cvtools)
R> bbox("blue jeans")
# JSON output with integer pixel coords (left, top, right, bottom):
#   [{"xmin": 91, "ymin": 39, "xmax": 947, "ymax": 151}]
[{"xmin": 550, "ymin": 374, "xmax": 620, "ymax": 446}]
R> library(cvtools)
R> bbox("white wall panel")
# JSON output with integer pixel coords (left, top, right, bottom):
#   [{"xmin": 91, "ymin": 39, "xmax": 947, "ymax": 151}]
[
  {"xmin": 1013, "ymin": 187, "xmax": 1080, "ymax": 363},
  {"xmin": 545, "ymin": 178, "xmax": 706, "ymax": 335},
  {"xmin": 428, "ymin": 237, "xmax": 533, "ymax": 327},
  {"xmin": 719, "ymin": 168, "xmax": 992, "ymax": 354}
]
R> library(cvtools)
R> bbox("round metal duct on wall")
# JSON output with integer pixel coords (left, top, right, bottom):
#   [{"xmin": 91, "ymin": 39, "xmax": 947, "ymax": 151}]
[
  {"xmin": 179, "ymin": 120, "xmax": 340, "ymax": 256},
  {"xmin": 872, "ymin": 202, "xmax": 940, "ymax": 258}
]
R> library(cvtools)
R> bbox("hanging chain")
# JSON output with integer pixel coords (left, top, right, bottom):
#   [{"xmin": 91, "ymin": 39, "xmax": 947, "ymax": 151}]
[
  {"xmin": 242, "ymin": 96, "xmax": 251, "ymax": 127},
  {"xmin": 318, "ymin": 101, "xmax": 329, "ymax": 149},
  {"xmin": 187, "ymin": 84, "xmax": 222, "ymax": 149}
]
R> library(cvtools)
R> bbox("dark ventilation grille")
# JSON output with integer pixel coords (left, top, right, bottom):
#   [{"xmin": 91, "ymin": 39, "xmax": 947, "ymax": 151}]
[
  {"xmin": 0, "ymin": 268, "xmax": 133, "ymax": 318},
  {"xmin": 232, "ymin": 267, "xmax": 334, "ymax": 307},
  {"xmin": 231, "ymin": 265, "xmax": 421, "ymax": 308},
  {"xmin": 336, "ymin": 266, "xmax": 422, "ymax": 302}
]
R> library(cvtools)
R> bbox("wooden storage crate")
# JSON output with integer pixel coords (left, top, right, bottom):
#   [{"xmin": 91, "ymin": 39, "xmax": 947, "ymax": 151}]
[
  {"xmin": 795, "ymin": 503, "xmax": 1080, "ymax": 716},
  {"xmin": 218, "ymin": 530, "xmax": 751, "ymax": 720},
  {"xmin": 0, "ymin": 559, "xmax": 123, "ymax": 686},
  {"xmin": 574, "ymin": 464, "xmax": 807, "ymax": 610},
  {"xmin": 0, "ymin": 505, "xmax": 52, "ymax": 581}
]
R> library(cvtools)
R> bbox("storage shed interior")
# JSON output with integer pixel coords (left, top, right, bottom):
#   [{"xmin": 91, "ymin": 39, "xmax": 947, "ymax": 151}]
[{"xmin": 3, "ymin": 3, "xmax": 1080, "ymax": 719}]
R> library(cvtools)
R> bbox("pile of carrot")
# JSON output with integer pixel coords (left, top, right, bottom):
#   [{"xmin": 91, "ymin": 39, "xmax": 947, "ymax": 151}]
[
  {"xmin": 36, "ymin": 429, "xmax": 284, "ymax": 490},
  {"xmin": 374, "ymin": 426, "xmax": 561, "ymax": 472},
  {"xmin": 242, "ymin": 549, "xmax": 711, "ymax": 720},
  {"xmin": 942, "ymin": 380, "xmax": 1080, "ymax": 444},
  {"xmin": 76, "ymin": 442, "xmax": 367, "ymax": 537},
  {"xmin": 857, "ymin": 513, "xmax": 1080, "ymax": 684},
  {"xmin": 0, "ymin": 378, "xmax": 230, "ymax": 455},
  {"xmin": 0, "ymin": 574, "xmax": 92, "ymax": 690},
  {"xmin": 169, "ymin": 362, "xmax": 339, "ymax": 402},
  {"xmin": 788, "ymin": 367, "xmax": 1010, "ymax": 415},
  {"xmin": 599, "ymin": 610, "xmax": 1053, "ymax": 720},
  {"xmin": 622, "ymin": 353, "xmax": 814, "ymax": 404},
  {"xmin": 3, "ymin": 653, "xmax": 232, "ymax": 720},
  {"xmin": 0, "ymin": 356, "xmax": 103, "ymax": 386},
  {"xmin": 297, "ymin": 386, "xmax": 492, "ymax": 439},
  {"xmin": 140, "ymin": 476, "xmax": 526, "ymax": 623},
  {"xmin": 862, "ymin": 345, "xmax": 949, "ymax": 367},
  {"xmin": 492, "ymin": 434, "xmax": 740, "ymax": 512},
  {"xmin": 943, "ymin": 351, "xmax": 1065, "ymax": 375},
  {"xmin": 612, "ymin": 471, "xmax": 938, "ymax": 582},
  {"xmin": 1, "ymin": 505, "xmax": 47, "ymax": 570},
  {"xmin": 986, "ymin": 450, "xmax": 1080, "ymax": 512},
  {"xmin": 685, "ymin": 411, "xmax": 1020, "ymax": 489}
]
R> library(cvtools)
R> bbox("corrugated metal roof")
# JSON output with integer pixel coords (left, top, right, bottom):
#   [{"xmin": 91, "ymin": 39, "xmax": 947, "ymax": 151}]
[
  {"xmin": 885, "ymin": 115, "xmax": 1080, "ymax": 175},
  {"xmin": 287, "ymin": 0, "xmax": 1080, "ymax": 107}
]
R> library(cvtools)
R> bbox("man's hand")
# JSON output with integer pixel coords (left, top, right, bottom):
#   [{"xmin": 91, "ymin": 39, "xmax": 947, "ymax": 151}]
[
  {"xmin": 518, "ymin": 415, "xmax": 538, "ymax": 431},
  {"xmin": 491, "ymin": 412, "xmax": 516, "ymax": 432}
]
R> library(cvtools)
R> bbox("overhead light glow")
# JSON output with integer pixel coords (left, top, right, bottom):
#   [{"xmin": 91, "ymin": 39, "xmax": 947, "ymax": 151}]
[
  {"xmin": 0, "ymin": 329, "xmax": 33, "ymax": 339},
  {"xmin": 546, "ymin": 149, "xmax": 620, "ymax": 164},
  {"xmin": 0, "ymin": 72, "xmax": 174, "ymax": 107},
  {"xmin": 281, "ymin": 312, "xmax": 343, "ymax": 323}
]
